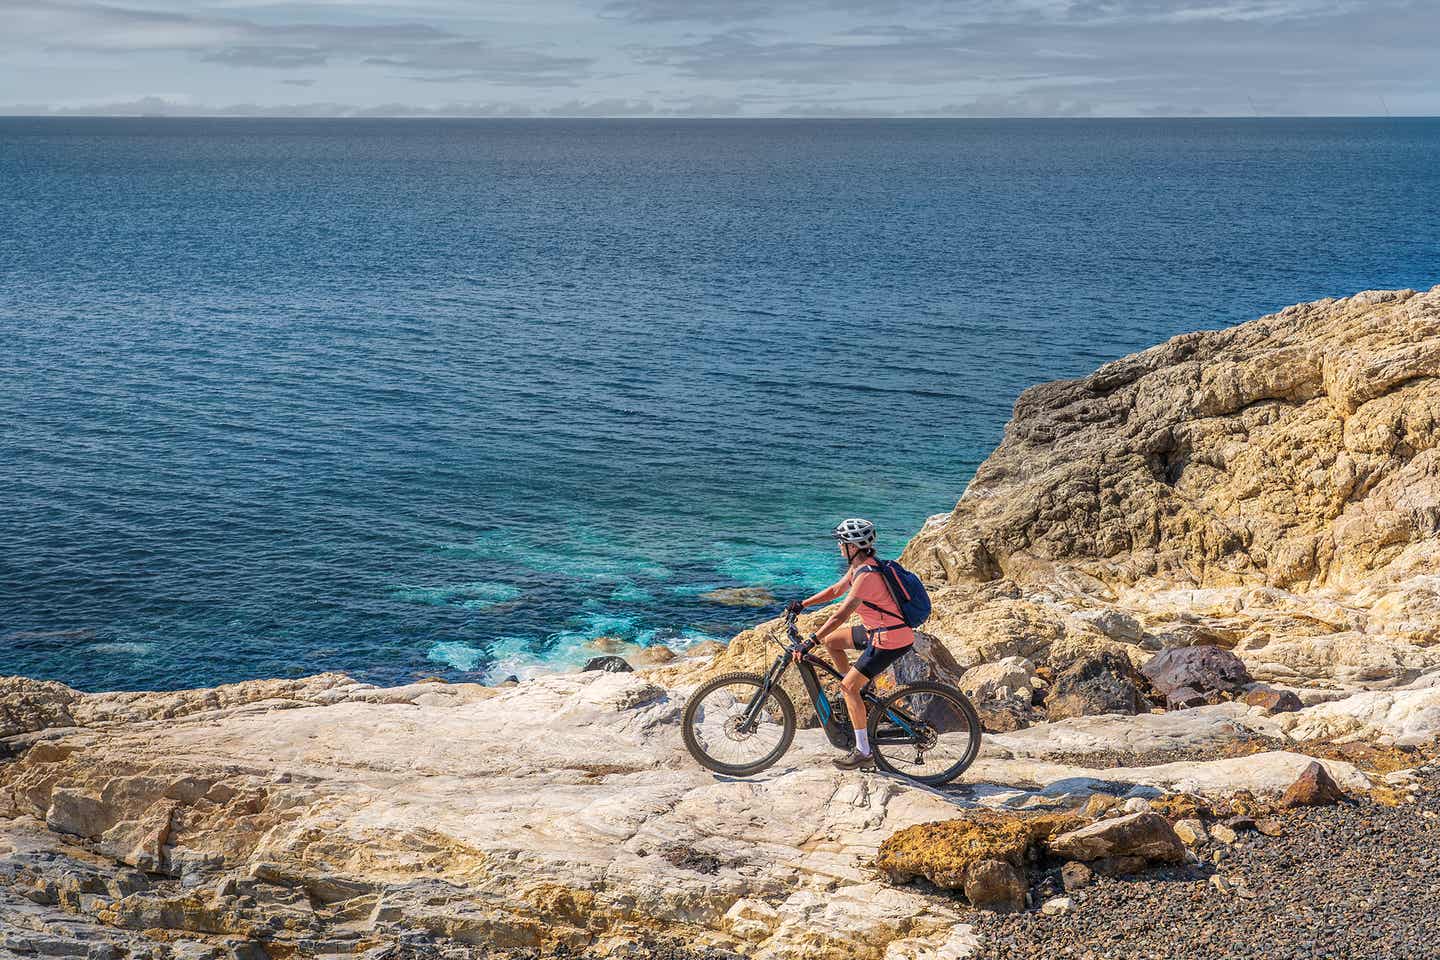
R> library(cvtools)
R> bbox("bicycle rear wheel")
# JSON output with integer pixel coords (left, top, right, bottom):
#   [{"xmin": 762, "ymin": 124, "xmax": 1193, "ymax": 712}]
[
  {"xmin": 682, "ymin": 672, "xmax": 796, "ymax": 777},
  {"xmin": 867, "ymin": 681, "xmax": 982, "ymax": 785}
]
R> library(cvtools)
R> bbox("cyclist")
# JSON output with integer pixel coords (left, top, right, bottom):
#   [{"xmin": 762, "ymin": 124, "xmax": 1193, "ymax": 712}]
[{"xmin": 787, "ymin": 518, "xmax": 914, "ymax": 770}]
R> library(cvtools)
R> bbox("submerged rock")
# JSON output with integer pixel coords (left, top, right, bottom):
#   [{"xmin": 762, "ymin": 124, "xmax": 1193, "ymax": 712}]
[
  {"xmin": 699, "ymin": 586, "xmax": 776, "ymax": 608},
  {"xmin": 582, "ymin": 655, "xmax": 633, "ymax": 673}
]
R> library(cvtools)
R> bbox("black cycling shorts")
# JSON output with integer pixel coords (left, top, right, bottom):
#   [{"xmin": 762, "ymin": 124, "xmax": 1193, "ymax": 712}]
[{"xmin": 850, "ymin": 624, "xmax": 912, "ymax": 680}]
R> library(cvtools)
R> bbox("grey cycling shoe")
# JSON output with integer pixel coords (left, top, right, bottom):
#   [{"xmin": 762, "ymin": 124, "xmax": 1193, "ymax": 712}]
[{"xmin": 832, "ymin": 748, "xmax": 875, "ymax": 770}]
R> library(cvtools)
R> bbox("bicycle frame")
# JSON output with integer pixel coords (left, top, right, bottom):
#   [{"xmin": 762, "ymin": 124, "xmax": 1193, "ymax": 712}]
[{"xmin": 740, "ymin": 616, "xmax": 924, "ymax": 751}]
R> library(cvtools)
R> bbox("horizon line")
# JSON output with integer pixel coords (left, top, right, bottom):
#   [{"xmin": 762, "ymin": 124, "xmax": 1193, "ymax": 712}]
[{"xmin": 3, "ymin": 113, "xmax": 1437, "ymax": 121}]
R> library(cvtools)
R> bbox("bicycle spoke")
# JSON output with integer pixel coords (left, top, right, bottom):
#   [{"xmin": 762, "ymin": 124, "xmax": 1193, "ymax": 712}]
[
  {"xmin": 871, "ymin": 684, "xmax": 980, "ymax": 783},
  {"xmin": 688, "ymin": 680, "xmax": 788, "ymax": 769}
]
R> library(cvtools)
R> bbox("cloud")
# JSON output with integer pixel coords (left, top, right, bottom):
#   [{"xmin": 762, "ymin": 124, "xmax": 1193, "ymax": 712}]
[
  {"xmin": 6, "ymin": 0, "xmax": 593, "ymax": 86},
  {"xmin": 3, "ymin": 0, "xmax": 1438, "ymax": 117},
  {"xmin": 0, "ymin": 95, "xmax": 760, "ymax": 118}
]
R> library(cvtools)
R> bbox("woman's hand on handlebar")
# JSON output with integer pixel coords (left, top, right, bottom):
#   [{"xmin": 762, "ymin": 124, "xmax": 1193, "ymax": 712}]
[
  {"xmin": 785, "ymin": 599, "xmax": 805, "ymax": 617},
  {"xmin": 791, "ymin": 633, "xmax": 818, "ymax": 662}
]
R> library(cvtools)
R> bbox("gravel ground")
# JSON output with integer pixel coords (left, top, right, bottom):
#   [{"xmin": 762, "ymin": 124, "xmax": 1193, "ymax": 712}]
[
  {"xmin": 970, "ymin": 767, "xmax": 1440, "ymax": 959},
  {"xmin": 1039, "ymin": 733, "xmax": 1426, "ymax": 774}
]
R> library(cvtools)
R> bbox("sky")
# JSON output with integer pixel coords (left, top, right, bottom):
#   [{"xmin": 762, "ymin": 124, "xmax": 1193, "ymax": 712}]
[{"xmin": 3, "ymin": 0, "xmax": 1437, "ymax": 118}]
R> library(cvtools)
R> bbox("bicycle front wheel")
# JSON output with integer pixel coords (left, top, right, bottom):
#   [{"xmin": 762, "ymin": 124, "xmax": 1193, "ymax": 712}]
[
  {"xmin": 682, "ymin": 672, "xmax": 796, "ymax": 777},
  {"xmin": 868, "ymin": 681, "xmax": 982, "ymax": 785}
]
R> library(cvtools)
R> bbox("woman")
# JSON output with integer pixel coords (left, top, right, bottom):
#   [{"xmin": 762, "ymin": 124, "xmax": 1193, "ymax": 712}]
[{"xmin": 788, "ymin": 517, "xmax": 914, "ymax": 770}]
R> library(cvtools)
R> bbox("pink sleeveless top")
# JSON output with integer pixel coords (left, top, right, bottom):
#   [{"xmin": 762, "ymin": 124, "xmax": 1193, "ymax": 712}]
[{"xmin": 848, "ymin": 564, "xmax": 915, "ymax": 649}]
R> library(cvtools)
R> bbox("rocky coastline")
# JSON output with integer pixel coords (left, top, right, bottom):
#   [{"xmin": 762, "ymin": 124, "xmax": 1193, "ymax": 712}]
[{"xmin": 5, "ymin": 286, "xmax": 1440, "ymax": 959}]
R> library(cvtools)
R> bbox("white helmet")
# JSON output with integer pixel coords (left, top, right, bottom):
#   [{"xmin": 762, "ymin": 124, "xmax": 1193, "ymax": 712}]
[{"xmin": 832, "ymin": 518, "xmax": 877, "ymax": 549}]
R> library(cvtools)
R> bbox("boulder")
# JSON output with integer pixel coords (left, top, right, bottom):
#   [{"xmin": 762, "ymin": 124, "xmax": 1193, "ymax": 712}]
[
  {"xmin": 1142, "ymin": 646, "xmax": 1253, "ymax": 699},
  {"xmin": 958, "ymin": 657, "xmax": 1037, "ymax": 702},
  {"xmin": 1173, "ymin": 819, "xmax": 1206, "ymax": 846},
  {"xmin": 1070, "ymin": 608, "xmax": 1143, "ymax": 643},
  {"xmin": 1047, "ymin": 813, "xmax": 1186, "ymax": 865},
  {"xmin": 581, "ymin": 656, "xmax": 633, "ymax": 674},
  {"xmin": 627, "ymin": 645, "xmax": 676, "ymax": 666},
  {"xmin": 1045, "ymin": 651, "xmax": 1149, "ymax": 720},
  {"xmin": 1280, "ymin": 761, "xmax": 1349, "ymax": 808},
  {"xmin": 1243, "ymin": 685, "xmax": 1303, "ymax": 714},
  {"xmin": 875, "ymin": 813, "xmax": 1032, "ymax": 888},
  {"xmin": 958, "ymin": 657, "xmax": 1040, "ymax": 731},
  {"xmin": 685, "ymin": 639, "xmax": 728, "ymax": 659},
  {"xmin": 963, "ymin": 859, "xmax": 1027, "ymax": 912},
  {"xmin": 1041, "ymin": 896, "xmax": 1073, "ymax": 916},
  {"xmin": 875, "ymin": 810, "xmax": 1079, "ymax": 900},
  {"xmin": 1060, "ymin": 861, "xmax": 1094, "ymax": 891},
  {"xmin": 1166, "ymin": 686, "xmax": 1209, "ymax": 710}
]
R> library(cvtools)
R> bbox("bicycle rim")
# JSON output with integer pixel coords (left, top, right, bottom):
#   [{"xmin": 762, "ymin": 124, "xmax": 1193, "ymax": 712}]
[
  {"xmin": 869, "ymin": 682, "xmax": 981, "ymax": 785},
  {"xmin": 683, "ymin": 673, "xmax": 795, "ymax": 776}
]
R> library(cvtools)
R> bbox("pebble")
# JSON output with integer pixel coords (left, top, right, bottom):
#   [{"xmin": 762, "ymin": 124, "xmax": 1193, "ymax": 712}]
[
  {"xmin": 968, "ymin": 766, "xmax": 1440, "ymax": 959},
  {"xmin": 1210, "ymin": 824, "xmax": 1239, "ymax": 844},
  {"xmin": 1041, "ymin": 896, "xmax": 1074, "ymax": 916},
  {"xmin": 1173, "ymin": 818, "xmax": 1206, "ymax": 846}
]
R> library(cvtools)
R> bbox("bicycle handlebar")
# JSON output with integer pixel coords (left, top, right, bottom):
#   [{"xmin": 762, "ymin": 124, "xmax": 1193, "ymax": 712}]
[{"xmin": 780, "ymin": 609, "xmax": 813, "ymax": 654}]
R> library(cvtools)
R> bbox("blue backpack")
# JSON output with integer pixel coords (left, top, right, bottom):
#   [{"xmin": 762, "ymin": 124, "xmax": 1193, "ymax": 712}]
[{"xmin": 858, "ymin": 559, "xmax": 932, "ymax": 629}]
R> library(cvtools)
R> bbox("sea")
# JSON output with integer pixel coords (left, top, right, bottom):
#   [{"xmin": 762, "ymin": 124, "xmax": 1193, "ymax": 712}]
[{"xmin": 3, "ymin": 117, "xmax": 1437, "ymax": 691}]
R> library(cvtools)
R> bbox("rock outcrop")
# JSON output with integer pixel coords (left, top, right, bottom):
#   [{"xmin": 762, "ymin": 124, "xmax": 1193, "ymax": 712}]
[{"xmin": 902, "ymin": 286, "xmax": 1440, "ymax": 690}]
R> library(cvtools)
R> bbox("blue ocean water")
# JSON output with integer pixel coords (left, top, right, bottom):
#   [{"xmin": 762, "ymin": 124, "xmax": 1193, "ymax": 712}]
[{"xmin": 2, "ymin": 117, "xmax": 1437, "ymax": 691}]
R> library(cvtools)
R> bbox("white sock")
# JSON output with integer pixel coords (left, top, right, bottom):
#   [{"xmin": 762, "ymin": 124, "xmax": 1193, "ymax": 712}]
[{"xmin": 854, "ymin": 729, "xmax": 871, "ymax": 756}]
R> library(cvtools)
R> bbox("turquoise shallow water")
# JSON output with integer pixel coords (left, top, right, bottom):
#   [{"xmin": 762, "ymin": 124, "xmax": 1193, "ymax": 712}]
[{"xmin": 2, "ymin": 117, "xmax": 1438, "ymax": 691}]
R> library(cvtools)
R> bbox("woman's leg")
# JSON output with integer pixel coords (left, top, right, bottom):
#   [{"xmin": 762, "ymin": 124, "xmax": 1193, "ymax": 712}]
[
  {"xmin": 839, "ymin": 667, "xmax": 869, "ymax": 749},
  {"xmin": 819, "ymin": 625, "xmax": 855, "ymax": 675}
]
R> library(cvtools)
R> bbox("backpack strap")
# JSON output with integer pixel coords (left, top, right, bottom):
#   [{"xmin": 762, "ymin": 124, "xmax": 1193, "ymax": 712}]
[{"xmin": 856, "ymin": 562, "xmax": 906, "ymax": 624}]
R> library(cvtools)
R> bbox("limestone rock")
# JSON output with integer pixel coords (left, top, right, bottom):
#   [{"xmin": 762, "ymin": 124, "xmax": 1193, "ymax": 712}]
[
  {"xmin": 1280, "ymin": 760, "xmax": 1349, "ymax": 808},
  {"xmin": 1273, "ymin": 685, "xmax": 1440, "ymax": 746},
  {"xmin": 901, "ymin": 287, "xmax": 1440, "ymax": 689},
  {"xmin": 1070, "ymin": 608, "xmax": 1143, "ymax": 642},
  {"xmin": 1173, "ymin": 819, "xmax": 1207, "ymax": 846},
  {"xmin": 875, "ymin": 810, "xmax": 1076, "ymax": 889},
  {"xmin": 958, "ymin": 657, "xmax": 1040, "ymax": 731},
  {"xmin": 685, "ymin": 639, "xmax": 728, "ymax": 659},
  {"xmin": 1047, "ymin": 813, "xmax": 1185, "ymax": 864},
  {"xmin": 628, "ymin": 645, "xmax": 677, "ymax": 666},
  {"xmin": 1041, "ymin": 895, "xmax": 1073, "ymax": 916},
  {"xmin": 0, "ymin": 677, "xmax": 82, "ymax": 738}
]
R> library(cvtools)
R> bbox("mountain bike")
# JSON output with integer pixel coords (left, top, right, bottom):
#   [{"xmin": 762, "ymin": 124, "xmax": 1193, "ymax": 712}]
[{"xmin": 681, "ymin": 610, "xmax": 982, "ymax": 785}]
